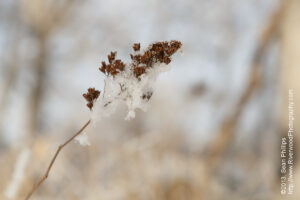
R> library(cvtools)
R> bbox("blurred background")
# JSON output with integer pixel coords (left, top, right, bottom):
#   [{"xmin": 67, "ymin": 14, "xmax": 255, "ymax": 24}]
[{"xmin": 0, "ymin": 0, "xmax": 299, "ymax": 199}]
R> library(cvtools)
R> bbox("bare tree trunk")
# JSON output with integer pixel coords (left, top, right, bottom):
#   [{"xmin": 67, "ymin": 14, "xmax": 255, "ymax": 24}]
[
  {"xmin": 0, "ymin": 2, "xmax": 21, "ymax": 147},
  {"xmin": 28, "ymin": 35, "xmax": 48, "ymax": 139}
]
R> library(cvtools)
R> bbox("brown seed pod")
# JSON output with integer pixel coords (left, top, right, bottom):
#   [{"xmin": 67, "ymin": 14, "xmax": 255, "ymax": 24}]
[
  {"xmin": 83, "ymin": 88, "xmax": 100, "ymax": 110},
  {"xmin": 133, "ymin": 43, "xmax": 140, "ymax": 51},
  {"xmin": 130, "ymin": 40, "xmax": 182, "ymax": 78}
]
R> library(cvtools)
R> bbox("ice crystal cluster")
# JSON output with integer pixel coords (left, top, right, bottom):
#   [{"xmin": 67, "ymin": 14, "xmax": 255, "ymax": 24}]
[{"xmin": 83, "ymin": 41, "xmax": 182, "ymax": 121}]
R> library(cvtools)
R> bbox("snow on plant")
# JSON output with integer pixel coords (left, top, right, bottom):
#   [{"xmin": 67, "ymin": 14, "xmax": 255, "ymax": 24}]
[
  {"xmin": 83, "ymin": 40, "xmax": 182, "ymax": 120},
  {"xmin": 74, "ymin": 131, "xmax": 91, "ymax": 146},
  {"xmin": 25, "ymin": 40, "xmax": 182, "ymax": 200}
]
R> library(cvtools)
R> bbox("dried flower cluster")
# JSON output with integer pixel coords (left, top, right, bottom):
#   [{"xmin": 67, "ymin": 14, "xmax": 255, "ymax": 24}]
[
  {"xmin": 99, "ymin": 52, "xmax": 125, "ymax": 76},
  {"xmin": 83, "ymin": 88, "xmax": 100, "ymax": 110},
  {"xmin": 130, "ymin": 40, "xmax": 182, "ymax": 78},
  {"xmin": 84, "ymin": 40, "xmax": 182, "ymax": 120}
]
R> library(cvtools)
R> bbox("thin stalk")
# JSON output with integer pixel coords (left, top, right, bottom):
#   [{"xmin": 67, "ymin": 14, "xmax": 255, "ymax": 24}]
[{"xmin": 25, "ymin": 119, "xmax": 91, "ymax": 200}]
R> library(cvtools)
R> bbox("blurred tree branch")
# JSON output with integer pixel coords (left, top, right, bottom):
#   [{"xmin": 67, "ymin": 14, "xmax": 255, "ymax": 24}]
[
  {"xmin": 0, "ymin": 3, "xmax": 22, "ymax": 149},
  {"xmin": 20, "ymin": 0, "xmax": 80, "ymax": 137},
  {"xmin": 199, "ymin": 3, "xmax": 287, "ymax": 198},
  {"xmin": 206, "ymin": 0, "xmax": 286, "ymax": 170}
]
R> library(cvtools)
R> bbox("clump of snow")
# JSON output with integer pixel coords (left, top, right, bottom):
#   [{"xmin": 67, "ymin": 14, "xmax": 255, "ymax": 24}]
[
  {"xmin": 91, "ymin": 62, "xmax": 170, "ymax": 122},
  {"xmin": 75, "ymin": 132, "xmax": 91, "ymax": 146}
]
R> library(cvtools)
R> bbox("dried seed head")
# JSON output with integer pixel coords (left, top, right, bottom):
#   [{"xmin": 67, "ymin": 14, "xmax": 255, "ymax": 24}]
[
  {"xmin": 99, "ymin": 52, "xmax": 125, "ymax": 76},
  {"xmin": 108, "ymin": 51, "xmax": 116, "ymax": 63},
  {"xmin": 130, "ymin": 40, "xmax": 182, "ymax": 78},
  {"xmin": 133, "ymin": 43, "xmax": 140, "ymax": 51},
  {"xmin": 133, "ymin": 65, "xmax": 146, "ymax": 78},
  {"xmin": 83, "ymin": 88, "xmax": 100, "ymax": 110},
  {"xmin": 142, "ymin": 91, "xmax": 153, "ymax": 101}
]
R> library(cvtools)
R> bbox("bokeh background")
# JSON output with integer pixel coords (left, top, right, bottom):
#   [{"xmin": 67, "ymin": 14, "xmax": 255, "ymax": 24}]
[{"xmin": 0, "ymin": 0, "xmax": 299, "ymax": 199}]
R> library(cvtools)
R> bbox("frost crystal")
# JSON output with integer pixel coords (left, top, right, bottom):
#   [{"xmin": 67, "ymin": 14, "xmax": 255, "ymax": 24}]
[{"xmin": 75, "ymin": 132, "xmax": 91, "ymax": 146}]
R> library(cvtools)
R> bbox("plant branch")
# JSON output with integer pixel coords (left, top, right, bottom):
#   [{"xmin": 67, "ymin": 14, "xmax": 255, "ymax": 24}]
[{"xmin": 25, "ymin": 119, "xmax": 91, "ymax": 200}]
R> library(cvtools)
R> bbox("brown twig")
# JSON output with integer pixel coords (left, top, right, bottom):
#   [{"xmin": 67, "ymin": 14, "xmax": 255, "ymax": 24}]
[{"xmin": 25, "ymin": 119, "xmax": 91, "ymax": 200}]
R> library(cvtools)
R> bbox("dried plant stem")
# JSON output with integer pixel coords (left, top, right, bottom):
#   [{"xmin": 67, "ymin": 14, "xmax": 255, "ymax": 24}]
[{"xmin": 25, "ymin": 119, "xmax": 91, "ymax": 200}]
